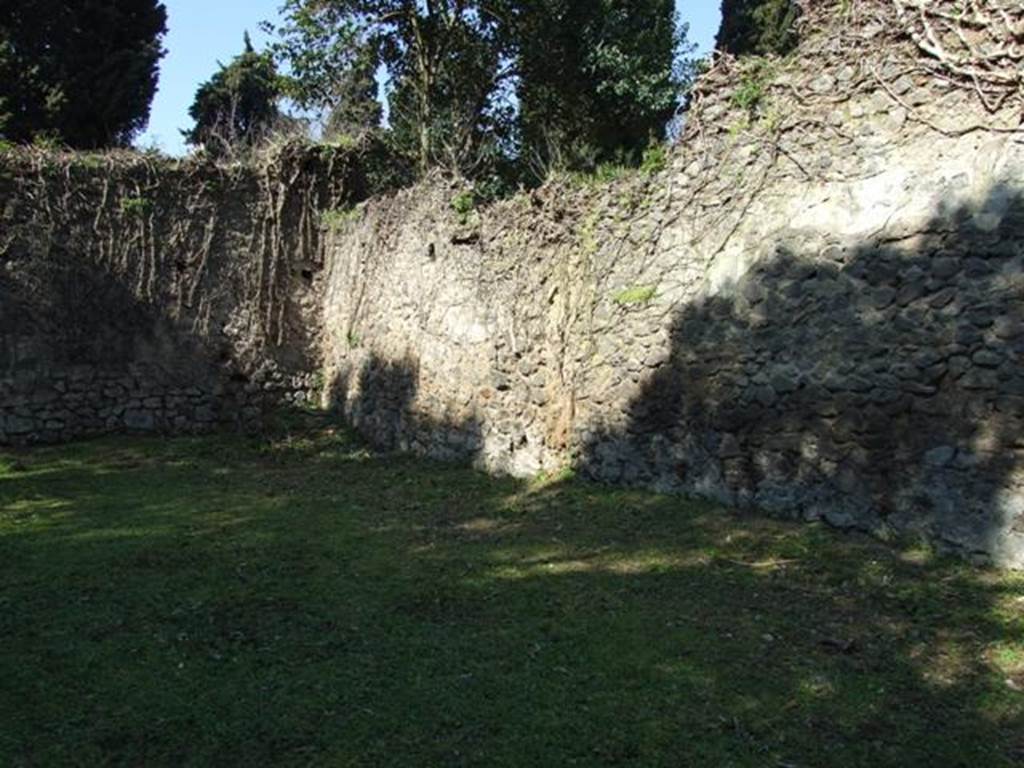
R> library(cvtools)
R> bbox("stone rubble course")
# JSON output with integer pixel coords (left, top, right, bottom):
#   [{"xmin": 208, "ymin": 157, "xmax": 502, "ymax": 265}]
[{"xmin": 2, "ymin": 5, "xmax": 1023, "ymax": 568}]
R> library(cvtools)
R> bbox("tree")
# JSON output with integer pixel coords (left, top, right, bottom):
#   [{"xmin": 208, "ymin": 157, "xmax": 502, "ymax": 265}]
[
  {"xmin": 269, "ymin": 0, "xmax": 513, "ymax": 174},
  {"xmin": 322, "ymin": 45, "xmax": 383, "ymax": 140},
  {"xmin": 0, "ymin": 0, "xmax": 167, "ymax": 148},
  {"xmin": 515, "ymin": 0, "xmax": 688, "ymax": 174},
  {"xmin": 183, "ymin": 34, "xmax": 282, "ymax": 154},
  {"xmin": 264, "ymin": 2, "xmax": 380, "ymax": 137},
  {"xmin": 266, "ymin": 1, "xmax": 689, "ymax": 182},
  {"xmin": 716, "ymin": 0, "xmax": 801, "ymax": 58},
  {"xmin": 385, "ymin": 5, "xmax": 512, "ymax": 176}
]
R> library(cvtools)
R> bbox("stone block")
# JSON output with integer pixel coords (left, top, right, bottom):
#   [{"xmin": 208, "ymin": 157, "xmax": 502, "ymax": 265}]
[
  {"xmin": 124, "ymin": 410, "xmax": 156, "ymax": 431},
  {"xmin": 4, "ymin": 415, "xmax": 33, "ymax": 435}
]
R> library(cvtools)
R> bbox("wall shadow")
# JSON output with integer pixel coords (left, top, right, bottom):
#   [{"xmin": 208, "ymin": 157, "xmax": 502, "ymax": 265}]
[
  {"xmin": 0, "ymin": 237, "xmax": 307, "ymax": 443},
  {"xmin": 0, "ymin": 148, "xmax": 379, "ymax": 445},
  {"xmin": 0, "ymin": 241, "xmax": 209, "ymax": 372},
  {"xmin": 578, "ymin": 184, "xmax": 1024, "ymax": 567},
  {"xmin": 328, "ymin": 350, "xmax": 484, "ymax": 464}
]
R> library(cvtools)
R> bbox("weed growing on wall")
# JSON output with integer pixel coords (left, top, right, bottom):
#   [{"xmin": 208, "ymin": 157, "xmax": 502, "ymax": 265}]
[
  {"xmin": 613, "ymin": 285, "xmax": 658, "ymax": 306},
  {"xmin": 120, "ymin": 196, "xmax": 153, "ymax": 217},
  {"xmin": 732, "ymin": 59, "xmax": 777, "ymax": 115},
  {"xmin": 451, "ymin": 190, "xmax": 477, "ymax": 224},
  {"xmin": 640, "ymin": 144, "xmax": 668, "ymax": 176},
  {"xmin": 321, "ymin": 206, "xmax": 360, "ymax": 232}
]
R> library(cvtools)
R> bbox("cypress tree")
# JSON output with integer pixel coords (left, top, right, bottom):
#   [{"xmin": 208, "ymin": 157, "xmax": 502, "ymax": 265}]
[
  {"xmin": 0, "ymin": 0, "xmax": 167, "ymax": 148},
  {"xmin": 716, "ymin": 0, "xmax": 801, "ymax": 58},
  {"xmin": 183, "ymin": 33, "xmax": 282, "ymax": 153}
]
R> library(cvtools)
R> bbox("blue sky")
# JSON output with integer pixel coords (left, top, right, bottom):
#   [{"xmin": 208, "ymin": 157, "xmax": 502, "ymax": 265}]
[{"xmin": 139, "ymin": 1, "xmax": 722, "ymax": 155}]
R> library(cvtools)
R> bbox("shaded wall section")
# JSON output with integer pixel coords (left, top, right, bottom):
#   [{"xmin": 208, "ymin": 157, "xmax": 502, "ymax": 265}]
[
  {"xmin": 579, "ymin": 188, "xmax": 1024, "ymax": 568},
  {"xmin": 0, "ymin": 144, "xmax": 371, "ymax": 443}
]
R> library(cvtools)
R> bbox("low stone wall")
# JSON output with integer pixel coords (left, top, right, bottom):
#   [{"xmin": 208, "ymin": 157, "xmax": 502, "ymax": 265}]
[{"xmin": 0, "ymin": 361, "xmax": 316, "ymax": 444}]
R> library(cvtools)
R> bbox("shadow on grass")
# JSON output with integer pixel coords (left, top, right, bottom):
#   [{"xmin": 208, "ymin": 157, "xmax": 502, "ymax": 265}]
[{"xmin": 1, "ymin": 430, "xmax": 1022, "ymax": 767}]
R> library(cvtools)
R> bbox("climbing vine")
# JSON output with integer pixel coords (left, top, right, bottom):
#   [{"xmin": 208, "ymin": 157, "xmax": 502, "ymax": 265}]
[
  {"xmin": 891, "ymin": 0, "xmax": 1024, "ymax": 111},
  {"xmin": 0, "ymin": 141, "xmax": 371, "ymax": 368}
]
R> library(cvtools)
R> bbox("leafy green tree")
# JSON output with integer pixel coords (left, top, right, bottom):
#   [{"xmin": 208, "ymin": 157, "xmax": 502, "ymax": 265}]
[
  {"xmin": 0, "ymin": 0, "xmax": 167, "ymax": 148},
  {"xmin": 322, "ymin": 45, "xmax": 383, "ymax": 140},
  {"xmin": 515, "ymin": 0, "xmax": 688, "ymax": 174},
  {"xmin": 269, "ymin": 1, "xmax": 511, "ymax": 174},
  {"xmin": 266, "ymin": 1, "xmax": 688, "ymax": 182},
  {"xmin": 264, "ymin": 2, "xmax": 379, "ymax": 137},
  {"xmin": 385, "ymin": 6, "xmax": 512, "ymax": 176},
  {"xmin": 183, "ymin": 34, "xmax": 282, "ymax": 154},
  {"xmin": 716, "ymin": 0, "xmax": 801, "ymax": 57}
]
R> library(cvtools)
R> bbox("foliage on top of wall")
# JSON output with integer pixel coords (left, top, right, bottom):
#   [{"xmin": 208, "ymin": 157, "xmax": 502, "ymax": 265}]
[
  {"xmin": 183, "ymin": 33, "xmax": 283, "ymax": 157},
  {"xmin": 717, "ymin": 0, "xmax": 802, "ymax": 58}
]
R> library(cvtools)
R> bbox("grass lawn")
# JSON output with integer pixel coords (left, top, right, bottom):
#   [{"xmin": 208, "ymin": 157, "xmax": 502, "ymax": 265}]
[{"xmin": 1, "ymin": 421, "xmax": 1022, "ymax": 767}]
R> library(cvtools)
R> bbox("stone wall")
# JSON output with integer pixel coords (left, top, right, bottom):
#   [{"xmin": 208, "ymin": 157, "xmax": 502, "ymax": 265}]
[
  {"xmin": 320, "ymin": 15, "xmax": 1024, "ymax": 568},
  {"xmin": 0, "ymin": 144, "xmax": 366, "ymax": 443},
  {"xmin": 3, "ymin": 6, "xmax": 1023, "ymax": 568}
]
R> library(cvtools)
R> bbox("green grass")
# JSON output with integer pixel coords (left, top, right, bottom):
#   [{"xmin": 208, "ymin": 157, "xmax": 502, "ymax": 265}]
[{"xmin": 1, "ymin": 424, "xmax": 1022, "ymax": 767}]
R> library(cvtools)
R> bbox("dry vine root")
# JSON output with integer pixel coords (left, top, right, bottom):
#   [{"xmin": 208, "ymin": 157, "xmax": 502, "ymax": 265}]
[{"xmin": 891, "ymin": 0, "xmax": 1024, "ymax": 112}]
